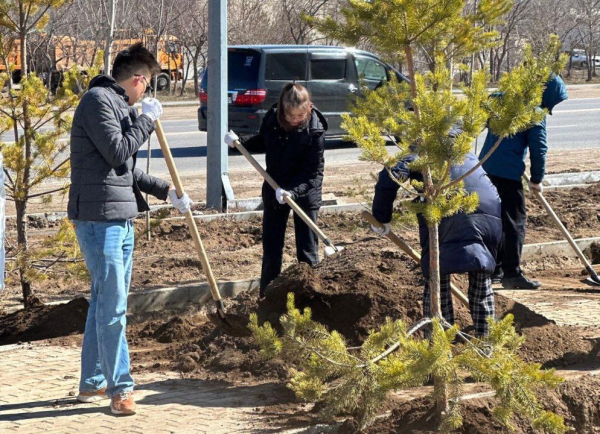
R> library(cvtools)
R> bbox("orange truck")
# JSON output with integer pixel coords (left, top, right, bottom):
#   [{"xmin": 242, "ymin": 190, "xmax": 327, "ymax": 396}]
[{"xmin": 1, "ymin": 32, "xmax": 183, "ymax": 90}]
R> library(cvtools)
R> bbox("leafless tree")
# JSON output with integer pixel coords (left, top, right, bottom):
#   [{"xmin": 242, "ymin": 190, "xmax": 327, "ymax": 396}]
[{"xmin": 171, "ymin": 0, "xmax": 208, "ymax": 96}]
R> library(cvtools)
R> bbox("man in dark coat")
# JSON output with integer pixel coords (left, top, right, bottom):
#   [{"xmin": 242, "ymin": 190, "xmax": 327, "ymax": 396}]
[
  {"xmin": 68, "ymin": 43, "xmax": 192, "ymax": 415},
  {"xmin": 372, "ymin": 152, "xmax": 502, "ymax": 336},
  {"xmin": 479, "ymin": 75, "xmax": 568, "ymax": 289}
]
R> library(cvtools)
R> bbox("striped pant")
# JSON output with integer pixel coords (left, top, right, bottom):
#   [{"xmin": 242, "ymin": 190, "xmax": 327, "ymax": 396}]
[{"xmin": 423, "ymin": 271, "xmax": 495, "ymax": 336}]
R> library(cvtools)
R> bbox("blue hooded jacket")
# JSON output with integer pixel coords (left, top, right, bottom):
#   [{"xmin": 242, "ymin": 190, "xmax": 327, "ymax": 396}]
[
  {"xmin": 478, "ymin": 75, "xmax": 568, "ymax": 184},
  {"xmin": 372, "ymin": 152, "xmax": 502, "ymax": 277}
]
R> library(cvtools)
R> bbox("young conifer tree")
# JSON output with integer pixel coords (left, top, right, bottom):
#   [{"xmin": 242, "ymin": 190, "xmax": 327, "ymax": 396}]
[
  {"xmin": 0, "ymin": 41, "xmax": 101, "ymax": 306},
  {"xmin": 251, "ymin": 1, "xmax": 569, "ymax": 432}
]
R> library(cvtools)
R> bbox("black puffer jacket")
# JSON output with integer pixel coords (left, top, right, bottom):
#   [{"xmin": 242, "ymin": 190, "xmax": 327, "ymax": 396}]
[
  {"xmin": 244, "ymin": 105, "xmax": 327, "ymax": 210},
  {"xmin": 68, "ymin": 75, "xmax": 170, "ymax": 221}
]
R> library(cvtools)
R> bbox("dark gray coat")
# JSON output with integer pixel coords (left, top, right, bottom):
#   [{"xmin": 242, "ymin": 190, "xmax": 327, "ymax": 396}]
[{"xmin": 68, "ymin": 75, "xmax": 169, "ymax": 221}]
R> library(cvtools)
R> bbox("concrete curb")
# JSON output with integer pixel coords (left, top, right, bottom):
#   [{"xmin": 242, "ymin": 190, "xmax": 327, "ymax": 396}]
[
  {"xmin": 42, "ymin": 278, "xmax": 260, "ymax": 316},
  {"xmin": 522, "ymin": 237, "xmax": 600, "ymax": 260},
  {"xmin": 544, "ymin": 171, "xmax": 600, "ymax": 186},
  {"xmin": 161, "ymin": 203, "xmax": 365, "ymax": 223},
  {"xmin": 128, "ymin": 278, "xmax": 259, "ymax": 314},
  {"xmin": 545, "ymin": 183, "xmax": 595, "ymax": 191}
]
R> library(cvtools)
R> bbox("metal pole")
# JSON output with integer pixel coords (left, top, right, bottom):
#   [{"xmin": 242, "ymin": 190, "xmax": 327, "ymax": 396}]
[
  {"xmin": 103, "ymin": 0, "xmax": 117, "ymax": 75},
  {"xmin": 206, "ymin": 0, "xmax": 233, "ymax": 211}
]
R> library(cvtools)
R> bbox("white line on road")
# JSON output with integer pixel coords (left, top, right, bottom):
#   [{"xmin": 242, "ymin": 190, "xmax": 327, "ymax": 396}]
[
  {"xmin": 553, "ymin": 108, "xmax": 600, "ymax": 114},
  {"xmin": 547, "ymin": 125, "xmax": 578, "ymax": 129},
  {"xmin": 164, "ymin": 131, "xmax": 202, "ymax": 137}
]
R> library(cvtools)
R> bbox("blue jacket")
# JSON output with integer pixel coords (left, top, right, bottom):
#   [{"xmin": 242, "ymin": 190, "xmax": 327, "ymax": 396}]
[
  {"xmin": 372, "ymin": 153, "xmax": 502, "ymax": 277},
  {"xmin": 478, "ymin": 75, "xmax": 568, "ymax": 184}
]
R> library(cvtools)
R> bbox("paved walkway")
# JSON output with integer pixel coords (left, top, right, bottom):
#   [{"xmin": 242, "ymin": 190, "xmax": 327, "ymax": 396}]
[
  {"xmin": 496, "ymin": 289, "xmax": 600, "ymax": 328},
  {"xmin": 0, "ymin": 344, "xmax": 291, "ymax": 434}
]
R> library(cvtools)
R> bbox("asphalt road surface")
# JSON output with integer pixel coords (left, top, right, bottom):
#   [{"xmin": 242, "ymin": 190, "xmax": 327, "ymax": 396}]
[{"xmin": 1, "ymin": 97, "xmax": 597, "ymax": 176}]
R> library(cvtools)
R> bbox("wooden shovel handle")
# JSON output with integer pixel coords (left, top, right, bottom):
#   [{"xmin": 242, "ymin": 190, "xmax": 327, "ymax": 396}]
[
  {"xmin": 234, "ymin": 140, "xmax": 336, "ymax": 249},
  {"xmin": 524, "ymin": 174, "xmax": 598, "ymax": 277},
  {"xmin": 361, "ymin": 211, "xmax": 470, "ymax": 307},
  {"xmin": 155, "ymin": 120, "xmax": 223, "ymax": 303}
]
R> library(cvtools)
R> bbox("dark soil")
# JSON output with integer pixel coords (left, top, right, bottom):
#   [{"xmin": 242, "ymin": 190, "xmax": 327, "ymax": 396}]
[
  {"xmin": 495, "ymin": 296, "xmax": 600, "ymax": 369},
  {"xmin": 354, "ymin": 375, "xmax": 600, "ymax": 434},
  {"xmin": 124, "ymin": 242, "xmax": 599, "ymax": 384},
  {"xmin": 127, "ymin": 242, "xmax": 455, "ymax": 382},
  {"xmin": 584, "ymin": 241, "xmax": 600, "ymax": 265},
  {"xmin": 0, "ymin": 297, "xmax": 88, "ymax": 345},
  {"xmin": 3, "ymin": 184, "xmax": 600, "ymax": 310},
  {"xmin": 526, "ymin": 183, "xmax": 600, "ymax": 242}
]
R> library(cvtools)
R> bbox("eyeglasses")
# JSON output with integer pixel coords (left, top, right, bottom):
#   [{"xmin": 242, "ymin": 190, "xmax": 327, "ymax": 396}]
[{"xmin": 134, "ymin": 74, "xmax": 151, "ymax": 92}]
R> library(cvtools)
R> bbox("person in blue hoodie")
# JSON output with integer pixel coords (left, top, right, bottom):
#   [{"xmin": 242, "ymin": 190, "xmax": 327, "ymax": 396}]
[
  {"xmin": 372, "ymin": 143, "xmax": 502, "ymax": 336},
  {"xmin": 479, "ymin": 75, "xmax": 568, "ymax": 289}
]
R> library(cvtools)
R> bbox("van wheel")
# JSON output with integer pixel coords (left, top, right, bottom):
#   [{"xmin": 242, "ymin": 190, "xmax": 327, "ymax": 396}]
[{"xmin": 156, "ymin": 73, "xmax": 170, "ymax": 91}]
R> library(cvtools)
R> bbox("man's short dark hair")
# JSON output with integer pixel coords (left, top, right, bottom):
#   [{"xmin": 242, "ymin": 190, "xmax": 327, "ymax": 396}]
[{"xmin": 112, "ymin": 42, "xmax": 161, "ymax": 81}]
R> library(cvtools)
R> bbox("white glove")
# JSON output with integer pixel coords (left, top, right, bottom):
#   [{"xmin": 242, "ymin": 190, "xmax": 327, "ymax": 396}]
[
  {"xmin": 224, "ymin": 130, "xmax": 239, "ymax": 148},
  {"xmin": 529, "ymin": 182, "xmax": 543, "ymax": 194},
  {"xmin": 141, "ymin": 97, "xmax": 163, "ymax": 122},
  {"xmin": 168, "ymin": 188, "xmax": 193, "ymax": 214},
  {"xmin": 275, "ymin": 188, "xmax": 292, "ymax": 205},
  {"xmin": 371, "ymin": 223, "xmax": 391, "ymax": 236}
]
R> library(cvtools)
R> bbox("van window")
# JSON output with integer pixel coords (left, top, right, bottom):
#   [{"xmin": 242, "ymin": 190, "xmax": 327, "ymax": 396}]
[
  {"xmin": 310, "ymin": 58, "xmax": 346, "ymax": 80},
  {"xmin": 355, "ymin": 57, "xmax": 388, "ymax": 82},
  {"xmin": 201, "ymin": 50, "xmax": 261, "ymax": 90},
  {"xmin": 266, "ymin": 53, "xmax": 307, "ymax": 80}
]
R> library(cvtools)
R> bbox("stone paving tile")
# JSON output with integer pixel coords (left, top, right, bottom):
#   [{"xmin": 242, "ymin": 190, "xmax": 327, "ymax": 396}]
[
  {"xmin": 496, "ymin": 289, "xmax": 600, "ymax": 330},
  {"xmin": 0, "ymin": 345, "xmax": 291, "ymax": 433}
]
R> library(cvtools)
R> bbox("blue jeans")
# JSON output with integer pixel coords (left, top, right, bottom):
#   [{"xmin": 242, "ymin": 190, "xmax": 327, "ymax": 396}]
[{"xmin": 73, "ymin": 219, "xmax": 135, "ymax": 398}]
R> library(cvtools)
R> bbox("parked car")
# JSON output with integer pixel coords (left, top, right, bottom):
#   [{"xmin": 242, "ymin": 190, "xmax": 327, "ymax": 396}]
[
  {"xmin": 570, "ymin": 52, "xmax": 600, "ymax": 70},
  {"xmin": 197, "ymin": 45, "xmax": 408, "ymax": 143}
]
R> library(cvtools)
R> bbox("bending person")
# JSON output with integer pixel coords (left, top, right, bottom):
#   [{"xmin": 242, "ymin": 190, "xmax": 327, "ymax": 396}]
[
  {"xmin": 372, "ymin": 147, "xmax": 501, "ymax": 336},
  {"xmin": 225, "ymin": 84, "xmax": 327, "ymax": 298}
]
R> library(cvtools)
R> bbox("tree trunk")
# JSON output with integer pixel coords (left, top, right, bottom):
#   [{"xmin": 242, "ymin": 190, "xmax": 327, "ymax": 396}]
[
  {"xmin": 192, "ymin": 54, "xmax": 199, "ymax": 97},
  {"xmin": 428, "ymin": 220, "xmax": 448, "ymax": 426},
  {"xmin": 103, "ymin": 0, "xmax": 117, "ymax": 75},
  {"xmin": 15, "ymin": 199, "xmax": 33, "ymax": 307},
  {"xmin": 428, "ymin": 222, "xmax": 442, "ymax": 318}
]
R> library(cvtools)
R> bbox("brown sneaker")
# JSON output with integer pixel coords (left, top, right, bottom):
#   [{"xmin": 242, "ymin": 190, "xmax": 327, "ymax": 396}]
[
  {"xmin": 110, "ymin": 391, "xmax": 136, "ymax": 415},
  {"xmin": 77, "ymin": 388, "xmax": 108, "ymax": 403}
]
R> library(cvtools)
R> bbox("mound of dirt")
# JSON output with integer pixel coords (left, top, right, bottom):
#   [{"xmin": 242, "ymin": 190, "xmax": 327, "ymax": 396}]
[
  {"xmin": 258, "ymin": 247, "xmax": 430, "ymax": 345},
  {"xmin": 0, "ymin": 298, "xmax": 88, "ymax": 345},
  {"xmin": 128, "ymin": 241, "xmax": 600, "ymax": 382},
  {"xmin": 129, "ymin": 242, "xmax": 473, "ymax": 381},
  {"xmin": 495, "ymin": 296, "xmax": 599, "ymax": 368},
  {"xmin": 584, "ymin": 241, "xmax": 600, "ymax": 265},
  {"xmin": 351, "ymin": 375, "xmax": 600, "ymax": 434},
  {"xmin": 151, "ymin": 316, "xmax": 196, "ymax": 343}
]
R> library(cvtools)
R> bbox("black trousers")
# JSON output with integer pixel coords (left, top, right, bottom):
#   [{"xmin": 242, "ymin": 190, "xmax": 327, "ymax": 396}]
[
  {"xmin": 260, "ymin": 203, "xmax": 319, "ymax": 296},
  {"xmin": 488, "ymin": 175, "xmax": 526, "ymax": 278}
]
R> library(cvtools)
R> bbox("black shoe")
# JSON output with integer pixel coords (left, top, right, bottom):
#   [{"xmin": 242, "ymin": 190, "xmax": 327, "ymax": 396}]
[
  {"xmin": 491, "ymin": 269, "xmax": 504, "ymax": 285},
  {"xmin": 501, "ymin": 274, "xmax": 541, "ymax": 290}
]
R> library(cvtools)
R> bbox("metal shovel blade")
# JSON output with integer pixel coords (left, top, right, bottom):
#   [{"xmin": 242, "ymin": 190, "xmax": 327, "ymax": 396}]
[{"xmin": 207, "ymin": 309, "xmax": 252, "ymax": 338}]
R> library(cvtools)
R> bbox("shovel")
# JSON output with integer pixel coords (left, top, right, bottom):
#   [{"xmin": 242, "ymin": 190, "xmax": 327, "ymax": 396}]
[
  {"xmin": 361, "ymin": 211, "xmax": 470, "ymax": 307},
  {"xmin": 233, "ymin": 139, "xmax": 343, "ymax": 257},
  {"xmin": 154, "ymin": 120, "xmax": 251, "ymax": 337},
  {"xmin": 524, "ymin": 175, "xmax": 600, "ymax": 286}
]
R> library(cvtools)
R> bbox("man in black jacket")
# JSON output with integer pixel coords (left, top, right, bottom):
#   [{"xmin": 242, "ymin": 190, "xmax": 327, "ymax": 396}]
[
  {"xmin": 68, "ymin": 43, "xmax": 192, "ymax": 415},
  {"xmin": 372, "ymin": 151, "xmax": 501, "ymax": 336}
]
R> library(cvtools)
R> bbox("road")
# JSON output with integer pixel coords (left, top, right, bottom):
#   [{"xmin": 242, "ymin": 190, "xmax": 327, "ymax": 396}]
[{"xmin": 1, "ymin": 97, "xmax": 598, "ymax": 176}]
